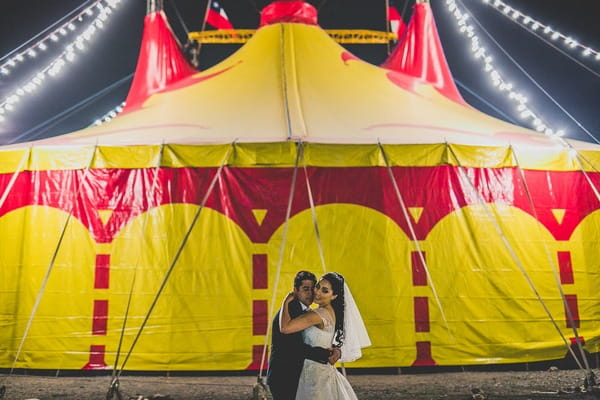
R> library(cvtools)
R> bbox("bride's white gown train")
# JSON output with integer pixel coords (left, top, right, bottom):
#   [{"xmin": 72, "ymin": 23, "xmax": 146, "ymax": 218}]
[{"xmin": 295, "ymin": 308, "xmax": 358, "ymax": 400}]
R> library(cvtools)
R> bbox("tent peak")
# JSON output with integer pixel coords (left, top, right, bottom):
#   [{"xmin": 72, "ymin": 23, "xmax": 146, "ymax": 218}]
[
  {"xmin": 122, "ymin": 11, "xmax": 197, "ymax": 114},
  {"xmin": 259, "ymin": 0, "xmax": 318, "ymax": 27}
]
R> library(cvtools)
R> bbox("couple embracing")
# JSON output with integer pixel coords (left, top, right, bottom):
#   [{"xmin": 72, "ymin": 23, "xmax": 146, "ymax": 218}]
[{"xmin": 266, "ymin": 271, "xmax": 371, "ymax": 400}]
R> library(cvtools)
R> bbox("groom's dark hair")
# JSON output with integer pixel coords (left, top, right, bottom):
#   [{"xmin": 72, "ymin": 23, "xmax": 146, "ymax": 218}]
[{"xmin": 294, "ymin": 271, "xmax": 317, "ymax": 288}]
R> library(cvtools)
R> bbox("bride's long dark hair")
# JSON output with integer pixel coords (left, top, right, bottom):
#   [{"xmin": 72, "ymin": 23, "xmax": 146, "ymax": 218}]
[{"xmin": 322, "ymin": 272, "xmax": 345, "ymax": 348}]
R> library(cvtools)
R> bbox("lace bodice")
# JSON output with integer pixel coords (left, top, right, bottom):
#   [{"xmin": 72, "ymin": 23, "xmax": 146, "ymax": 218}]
[{"xmin": 301, "ymin": 307, "xmax": 335, "ymax": 348}]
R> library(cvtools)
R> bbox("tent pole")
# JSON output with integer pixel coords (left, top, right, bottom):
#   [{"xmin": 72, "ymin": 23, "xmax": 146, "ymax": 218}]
[
  {"xmin": 385, "ymin": 0, "xmax": 391, "ymax": 55},
  {"xmin": 147, "ymin": 0, "xmax": 163, "ymax": 14},
  {"xmin": 512, "ymin": 147, "xmax": 591, "ymax": 373},
  {"xmin": 114, "ymin": 143, "xmax": 233, "ymax": 377},
  {"xmin": 378, "ymin": 142, "xmax": 455, "ymax": 341},
  {"xmin": 107, "ymin": 143, "xmax": 166, "ymax": 400},
  {"xmin": 193, "ymin": 0, "xmax": 213, "ymax": 65},
  {"xmin": 9, "ymin": 145, "xmax": 97, "ymax": 375}
]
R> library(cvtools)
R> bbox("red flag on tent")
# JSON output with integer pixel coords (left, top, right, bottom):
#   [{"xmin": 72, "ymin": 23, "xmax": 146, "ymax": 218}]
[
  {"xmin": 382, "ymin": 2, "xmax": 467, "ymax": 106},
  {"xmin": 388, "ymin": 5, "xmax": 406, "ymax": 39},
  {"xmin": 205, "ymin": 0, "xmax": 234, "ymax": 30}
]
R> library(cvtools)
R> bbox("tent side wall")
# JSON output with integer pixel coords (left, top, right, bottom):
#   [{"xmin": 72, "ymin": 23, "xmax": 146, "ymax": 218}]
[{"xmin": 1, "ymin": 143, "xmax": 599, "ymax": 370}]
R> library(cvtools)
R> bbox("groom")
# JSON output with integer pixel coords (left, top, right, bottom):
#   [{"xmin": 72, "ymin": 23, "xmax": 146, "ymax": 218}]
[{"xmin": 266, "ymin": 270, "xmax": 341, "ymax": 399}]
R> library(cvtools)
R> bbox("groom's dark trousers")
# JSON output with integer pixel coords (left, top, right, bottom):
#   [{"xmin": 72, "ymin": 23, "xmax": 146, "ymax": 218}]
[{"xmin": 266, "ymin": 299, "xmax": 330, "ymax": 400}]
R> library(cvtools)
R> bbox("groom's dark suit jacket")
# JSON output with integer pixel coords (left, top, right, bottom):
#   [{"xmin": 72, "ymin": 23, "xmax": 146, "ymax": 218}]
[{"xmin": 266, "ymin": 299, "xmax": 330, "ymax": 400}]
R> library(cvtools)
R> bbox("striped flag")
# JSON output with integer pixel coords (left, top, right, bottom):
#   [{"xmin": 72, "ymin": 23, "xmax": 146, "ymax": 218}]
[
  {"xmin": 388, "ymin": 5, "xmax": 406, "ymax": 39},
  {"xmin": 206, "ymin": 0, "xmax": 234, "ymax": 30}
]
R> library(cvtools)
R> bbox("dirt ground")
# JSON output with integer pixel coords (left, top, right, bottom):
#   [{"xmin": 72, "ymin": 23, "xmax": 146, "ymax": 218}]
[{"xmin": 1, "ymin": 368, "xmax": 600, "ymax": 400}]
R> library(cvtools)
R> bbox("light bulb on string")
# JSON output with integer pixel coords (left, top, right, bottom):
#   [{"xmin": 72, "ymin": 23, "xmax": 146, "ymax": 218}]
[
  {"xmin": 0, "ymin": 0, "xmax": 121, "ymax": 77},
  {"xmin": 0, "ymin": 0, "xmax": 124, "ymax": 124},
  {"xmin": 448, "ymin": 0, "xmax": 556, "ymax": 135},
  {"xmin": 481, "ymin": 0, "xmax": 600, "ymax": 66}
]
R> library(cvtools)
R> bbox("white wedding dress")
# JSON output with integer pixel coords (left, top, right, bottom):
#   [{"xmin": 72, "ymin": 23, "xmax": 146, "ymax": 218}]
[{"xmin": 295, "ymin": 307, "xmax": 358, "ymax": 400}]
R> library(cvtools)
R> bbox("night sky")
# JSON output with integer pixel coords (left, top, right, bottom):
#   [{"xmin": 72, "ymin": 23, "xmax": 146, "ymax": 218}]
[{"xmin": 0, "ymin": 0, "xmax": 598, "ymax": 144}]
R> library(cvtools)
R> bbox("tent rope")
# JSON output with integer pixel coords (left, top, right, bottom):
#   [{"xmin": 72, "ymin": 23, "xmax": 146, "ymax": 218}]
[
  {"xmin": 0, "ymin": 147, "xmax": 31, "ymax": 210},
  {"xmin": 0, "ymin": 147, "xmax": 31, "ymax": 390},
  {"xmin": 511, "ymin": 147, "xmax": 586, "ymax": 371},
  {"xmin": 279, "ymin": 24, "xmax": 294, "ymax": 140},
  {"xmin": 11, "ymin": 73, "xmax": 133, "ymax": 144},
  {"xmin": 570, "ymin": 145, "xmax": 600, "ymax": 175},
  {"xmin": 9, "ymin": 144, "xmax": 98, "ymax": 375},
  {"xmin": 300, "ymin": 142, "xmax": 351, "ymax": 377},
  {"xmin": 446, "ymin": 142, "xmax": 582, "ymax": 364},
  {"xmin": 378, "ymin": 142, "xmax": 455, "ymax": 341},
  {"xmin": 300, "ymin": 142, "xmax": 327, "ymax": 275},
  {"xmin": 567, "ymin": 147, "xmax": 600, "ymax": 388},
  {"xmin": 113, "ymin": 143, "xmax": 233, "ymax": 377},
  {"xmin": 107, "ymin": 143, "xmax": 166, "ymax": 398},
  {"xmin": 167, "ymin": 0, "xmax": 190, "ymax": 35},
  {"xmin": 257, "ymin": 142, "xmax": 302, "ymax": 385},
  {"xmin": 571, "ymin": 150, "xmax": 600, "ymax": 205}
]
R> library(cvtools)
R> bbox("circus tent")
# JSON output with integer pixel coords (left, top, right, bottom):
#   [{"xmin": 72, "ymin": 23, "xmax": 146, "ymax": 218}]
[{"xmin": 1, "ymin": 0, "xmax": 599, "ymax": 373}]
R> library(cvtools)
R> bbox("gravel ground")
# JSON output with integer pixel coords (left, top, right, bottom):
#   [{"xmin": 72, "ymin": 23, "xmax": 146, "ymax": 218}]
[{"xmin": 1, "ymin": 368, "xmax": 600, "ymax": 400}]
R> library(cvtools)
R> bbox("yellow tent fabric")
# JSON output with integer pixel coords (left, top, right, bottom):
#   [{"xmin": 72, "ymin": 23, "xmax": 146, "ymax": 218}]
[{"xmin": 0, "ymin": 21, "xmax": 599, "ymax": 372}]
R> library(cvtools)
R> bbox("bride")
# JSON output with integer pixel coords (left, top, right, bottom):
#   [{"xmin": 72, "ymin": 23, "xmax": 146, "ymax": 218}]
[{"xmin": 280, "ymin": 272, "xmax": 371, "ymax": 400}]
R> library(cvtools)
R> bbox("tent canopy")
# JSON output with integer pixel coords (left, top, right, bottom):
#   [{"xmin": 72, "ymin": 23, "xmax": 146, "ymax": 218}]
[
  {"xmin": 4, "ymin": 14, "xmax": 595, "ymax": 150},
  {"xmin": 1, "ymin": 2, "xmax": 599, "ymax": 373}
]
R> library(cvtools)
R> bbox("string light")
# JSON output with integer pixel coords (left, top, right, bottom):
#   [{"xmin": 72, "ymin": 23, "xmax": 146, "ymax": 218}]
[
  {"xmin": 91, "ymin": 101, "xmax": 126, "ymax": 126},
  {"xmin": 0, "ymin": 0, "xmax": 122, "ymax": 122},
  {"xmin": 444, "ymin": 0, "xmax": 563, "ymax": 137},
  {"xmin": 481, "ymin": 0, "xmax": 600, "ymax": 63},
  {"xmin": 0, "ymin": 0, "xmax": 122, "ymax": 76}
]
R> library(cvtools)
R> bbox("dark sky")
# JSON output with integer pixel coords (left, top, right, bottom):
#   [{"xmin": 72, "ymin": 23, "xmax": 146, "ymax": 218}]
[{"xmin": 0, "ymin": 0, "xmax": 598, "ymax": 145}]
